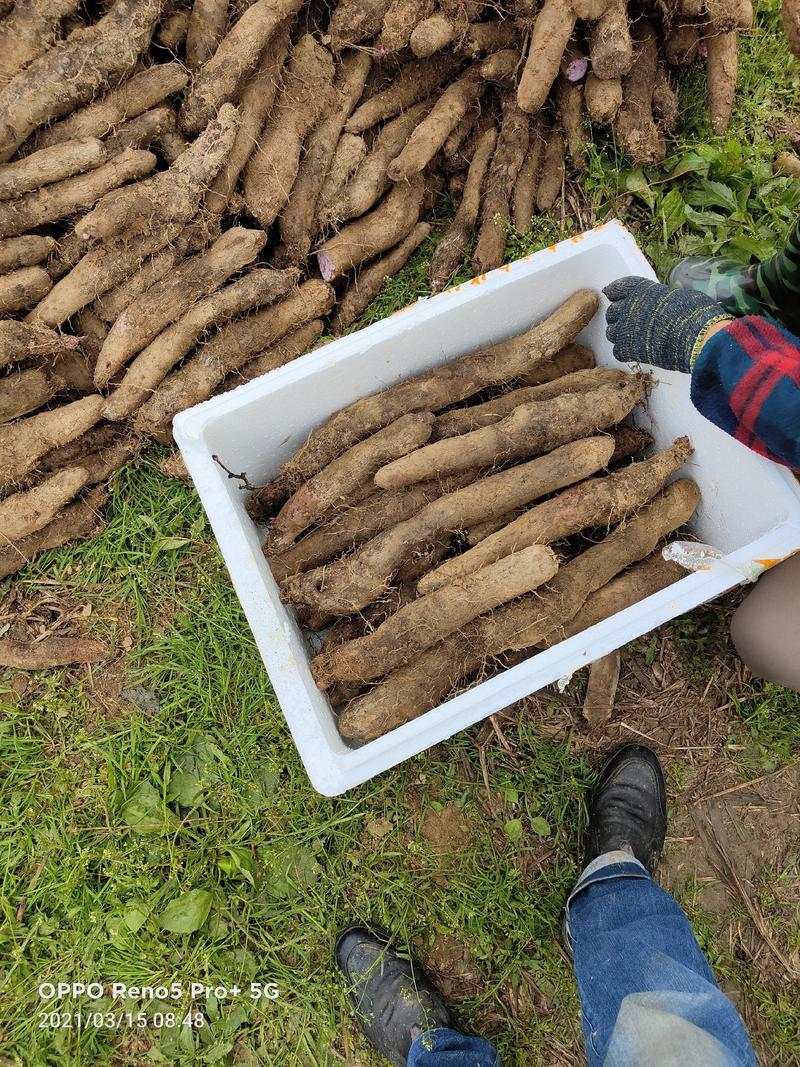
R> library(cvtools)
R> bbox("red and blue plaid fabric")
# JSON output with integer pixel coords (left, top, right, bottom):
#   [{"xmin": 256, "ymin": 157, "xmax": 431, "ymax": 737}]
[{"xmin": 691, "ymin": 315, "xmax": 800, "ymax": 471}]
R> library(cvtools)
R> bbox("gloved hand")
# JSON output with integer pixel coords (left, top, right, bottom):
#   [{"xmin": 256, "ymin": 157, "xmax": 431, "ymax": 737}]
[{"xmin": 603, "ymin": 276, "xmax": 733, "ymax": 373}]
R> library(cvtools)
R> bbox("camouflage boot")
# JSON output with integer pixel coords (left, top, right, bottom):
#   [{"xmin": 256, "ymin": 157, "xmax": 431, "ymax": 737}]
[{"xmin": 667, "ymin": 217, "xmax": 800, "ymax": 335}]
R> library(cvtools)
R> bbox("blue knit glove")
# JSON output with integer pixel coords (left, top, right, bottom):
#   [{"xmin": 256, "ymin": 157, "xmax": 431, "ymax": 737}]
[{"xmin": 604, "ymin": 277, "xmax": 733, "ymax": 373}]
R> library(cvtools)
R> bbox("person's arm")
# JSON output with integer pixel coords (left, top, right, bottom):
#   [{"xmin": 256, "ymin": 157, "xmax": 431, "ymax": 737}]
[
  {"xmin": 691, "ymin": 315, "xmax": 800, "ymax": 469},
  {"xmin": 603, "ymin": 276, "xmax": 800, "ymax": 470}
]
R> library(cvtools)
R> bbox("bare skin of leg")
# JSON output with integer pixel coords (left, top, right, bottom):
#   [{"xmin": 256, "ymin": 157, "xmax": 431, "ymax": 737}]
[{"xmin": 730, "ymin": 552, "xmax": 800, "ymax": 691}]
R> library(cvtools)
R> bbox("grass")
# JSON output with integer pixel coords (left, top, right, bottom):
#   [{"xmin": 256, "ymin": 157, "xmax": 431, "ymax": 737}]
[{"xmin": 2, "ymin": 2, "xmax": 800, "ymax": 1064}]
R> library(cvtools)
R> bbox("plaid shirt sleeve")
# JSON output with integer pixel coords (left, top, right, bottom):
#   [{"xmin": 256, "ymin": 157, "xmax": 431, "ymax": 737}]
[{"xmin": 690, "ymin": 315, "xmax": 800, "ymax": 471}]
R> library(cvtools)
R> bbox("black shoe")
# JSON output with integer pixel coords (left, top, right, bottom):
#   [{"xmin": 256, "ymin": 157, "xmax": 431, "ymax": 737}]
[
  {"xmin": 335, "ymin": 925, "xmax": 452, "ymax": 1066},
  {"xmin": 586, "ymin": 744, "xmax": 667, "ymax": 875}
]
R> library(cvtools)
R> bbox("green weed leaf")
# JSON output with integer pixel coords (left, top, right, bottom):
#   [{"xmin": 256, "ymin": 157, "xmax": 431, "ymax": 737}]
[
  {"xmin": 154, "ymin": 536, "xmax": 192, "ymax": 555},
  {"xmin": 530, "ymin": 817, "xmax": 552, "ymax": 837},
  {"xmin": 670, "ymin": 150, "xmax": 712, "ymax": 180},
  {"xmin": 261, "ymin": 844, "xmax": 319, "ymax": 900},
  {"xmin": 218, "ymin": 846, "xmax": 256, "ymax": 886},
  {"xmin": 159, "ymin": 888, "xmax": 213, "ymax": 934},
  {"xmin": 660, "ymin": 188, "xmax": 686, "ymax": 240},
  {"xmin": 623, "ymin": 169, "xmax": 655, "ymax": 209},
  {"xmin": 168, "ymin": 768, "xmax": 204, "ymax": 807},
  {"xmin": 504, "ymin": 818, "xmax": 524, "ymax": 843},
  {"xmin": 123, "ymin": 905, "xmax": 149, "ymax": 933},
  {"xmin": 120, "ymin": 782, "xmax": 176, "ymax": 834}
]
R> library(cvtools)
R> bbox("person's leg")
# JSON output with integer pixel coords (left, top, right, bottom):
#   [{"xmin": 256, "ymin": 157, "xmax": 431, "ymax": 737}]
[
  {"xmin": 668, "ymin": 216, "xmax": 800, "ymax": 334},
  {"xmin": 407, "ymin": 1029, "xmax": 500, "ymax": 1067},
  {"xmin": 730, "ymin": 552, "xmax": 800, "ymax": 691},
  {"xmin": 567, "ymin": 745, "xmax": 757, "ymax": 1067},
  {"xmin": 335, "ymin": 925, "xmax": 501, "ymax": 1067}
]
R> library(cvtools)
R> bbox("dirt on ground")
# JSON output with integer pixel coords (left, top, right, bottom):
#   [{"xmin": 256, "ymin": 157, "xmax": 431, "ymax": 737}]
[
  {"xmin": 429, "ymin": 603, "xmax": 800, "ymax": 1066},
  {"xmin": 0, "ymin": 583, "xmax": 140, "ymax": 721}
]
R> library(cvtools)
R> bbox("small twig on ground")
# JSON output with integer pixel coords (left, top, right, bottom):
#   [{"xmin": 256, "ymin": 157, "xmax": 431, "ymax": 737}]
[{"xmin": 693, "ymin": 762, "xmax": 799, "ymax": 804}]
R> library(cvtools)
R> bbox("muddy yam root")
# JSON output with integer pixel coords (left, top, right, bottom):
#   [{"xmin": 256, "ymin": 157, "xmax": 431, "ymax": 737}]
[
  {"xmin": 283, "ymin": 436, "xmax": 614, "ymax": 617},
  {"xmin": 29, "ymin": 221, "xmax": 190, "ymax": 328},
  {"xmin": 76, "ymin": 105, "xmax": 239, "ymax": 242},
  {"xmin": 374, "ymin": 375, "xmax": 646, "ymax": 489},
  {"xmin": 387, "ymin": 65, "xmax": 484, "ymax": 181},
  {"xmin": 133, "ymin": 280, "xmax": 334, "ymax": 441},
  {"xmin": 278, "ymin": 51, "xmax": 372, "ymax": 263},
  {"xmin": 707, "ymin": 28, "xmax": 738, "ymax": 135},
  {"xmin": 517, "ymin": 0, "xmax": 577, "ymax": 113},
  {"xmin": 554, "ymin": 552, "xmax": 685, "ymax": 644},
  {"xmin": 472, "ymin": 96, "xmax": 529, "ymax": 274},
  {"xmin": 242, "ymin": 35, "xmax": 335, "ymax": 229},
  {"xmin": 511, "ymin": 120, "xmax": 545, "ymax": 233},
  {"xmin": 345, "ymin": 56, "xmax": 456, "ymax": 134},
  {"xmin": 590, "ymin": 0, "xmax": 634, "ymax": 79},
  {"xmin": 338, "ymin": 480, "xmax": 699, "ymax": 743},
  {"xmin": 0, "ymin": 466, "xmax": 90, "ymax": 543},
  {"xmin": 269, "ymin": 413, "xmax": 437, "ymax": 550},
  {"xmin": 0, "ymin": 637, "xmax": 109, "ymax": 668},
  {"xmin": 249, "ymin": 290, "xmax": 599, "ymax": 518},
  {"xmin": 104, "ymin": 267, "xmax": 299, "ymax": 421},
  {"xmin": 430, "ymin": 127, "xmax": 496, "ymax": 291},
  {"xmin": 96, "ymin": 226, "xmax": 268, "ymax": 387},
  {"xmin": 331, "ymin": 223, "xmax": 431, "ymax": 334},
  {"xmin": 0, "ymin": 485, "xmax": 106, "ymax": 579},
  {"xmin": 419, "ymin": 436, "xmax": 693, "ymax": 592},
  {"xmin": 432, "ymin": 367, "xmax": 627, "ymax": 439},
  {"xmin": 317, "ymin": 135, "xmax": 367, "ymax": 206},
  {"xmin": 179, "ymin": 0, "xmax": 304, "ymax": 135},
  {"xmin": 0, "ymin": 0, "xmax": 163, "ymax": 162},
  {"xmin": 0, "ymin": 394, "xmax": 104, "ymax": 489},
  {"xmin": 783, "ymin": 0, "xmax": 800, "ymax": 56},
  {"xmin": 410, "ymin": 12, "xmax": 460, "ymax": 57},
  {"xmin": 34, "ymin": 63, "xmax": 189, "ymax": 149},
  {"xmin": 0, "ymin": 235, "xmax": 56, "ymax": 274},
  {"xmin": 267, "ymin": 475, "xmax": 473, "ymax": 583},
  {"xmin": 518, "ymin": 342, "xmax": 595, "ymax": 385},
  {"xmin": 328, "ymin": 0, "xmax": 392, "ymax": 51},
  {"xmin": 0, "ymin": 0, "xmax": 80, "ymax": 90},
  {"xmin": 323, "ymin": 101, "xmax": 432, "ymax": 227},
  {"xmin": 559, "ymin": 78, "xmax": 588, "ymax": 171},
  {"xmin": 535, "ymin": 126, "xmax": 565, "ymax": 211},
  {"xmin": 0, "ymin": 265, "xmax": 52, "ymax": 313},
  {"xmin": 317, "ymin": 176, "xmax": 425, "ymax": 281},
  {"xmin": 0, "ymin": 320, "xmax": 80, "ymax": 368},
  {"xmin": 312, "ymin": 544, "xmax": 559, "ymax": 688},
  {"xmin": 186, "ymin": 0, "xmax": 228, "ymax": 70},
  {"xmin": 205, "ymin": 25, "xmax": 291, "ymax": 216},
  {"xmin": 226, "ymin": 320, "xmax": 324, "ymax": 388},
  {"xmin": 615, "ymin": 22, "xmax": 666, "ymax": 164},
  {"xmin": 585, "ymin": 74, "xmax": 623, "ymax": 124},
  {"xmin": 0, "ymin": 138, "xmax": 107, "ymax": 201},
  {"xmin": 0, "ymin": 148, "xmax": 156, "ymax": 240},
  {"xmin": 380, "ymin": 0, "xmax": 435, "ymax": 52},
  {"xmin": 0, "ymin": 361, "xmax": 86, "ymax": 422}
]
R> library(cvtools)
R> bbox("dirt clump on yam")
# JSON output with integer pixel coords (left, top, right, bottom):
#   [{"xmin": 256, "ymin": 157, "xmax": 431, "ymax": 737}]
[
  {"xmin": 373, "ymin": 375, "xmax": 647, "ymax": 489},
  {"xmin": 311, "ymin": 543, "xmax": 559, "ymax": 688},
  {"xmin": 281, "ymin": 435, "xmax": 614, "ymax": 617},
  {"xmin": 337, "ymin": 480, "xmax": 700, "ymax": 743},
  {"xmin": 268, "ymin": 412, "xmax": 438, "ymax": 550},
  {"xmin": 248, "ymin": 291, "xmax": 598, "ymax": 519}
]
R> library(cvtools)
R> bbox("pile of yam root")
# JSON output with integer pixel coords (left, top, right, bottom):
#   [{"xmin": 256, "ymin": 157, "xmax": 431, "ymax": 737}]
[
  {"xmin": 0, "ymin": 0, "xmax": 793, "ymax": 582},
  {"xmin": 258, "ymin": 290, "xmax": 700, "ymax": 745}
]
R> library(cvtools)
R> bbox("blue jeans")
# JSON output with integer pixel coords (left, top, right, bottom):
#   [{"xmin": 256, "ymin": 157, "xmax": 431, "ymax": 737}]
[{"xmin": 407, "ymin": 851, "xmax": 757, "ymax": 1067}]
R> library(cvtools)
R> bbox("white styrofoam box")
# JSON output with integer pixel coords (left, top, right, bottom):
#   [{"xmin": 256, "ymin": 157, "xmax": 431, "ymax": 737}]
[{"xmin": 174, "ymin": 221, "xmax": 800, "ymax": 796}]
